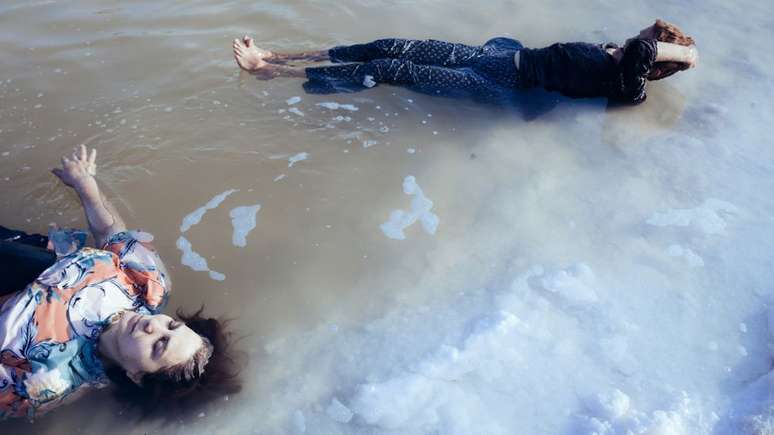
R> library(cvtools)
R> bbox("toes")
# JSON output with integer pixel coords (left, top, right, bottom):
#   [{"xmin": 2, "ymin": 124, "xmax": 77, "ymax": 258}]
[{"xmin": 244, "ymin": 36, "xmax": 254, "ymax": 47}]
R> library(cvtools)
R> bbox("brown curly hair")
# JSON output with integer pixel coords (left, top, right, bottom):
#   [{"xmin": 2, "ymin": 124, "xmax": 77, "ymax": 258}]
[
  {"xmin": 105, "ymin": 306, "xmax": 244, "ymax": 418},
  {"xmin": 648, "ymin": 19, "xmax": 696, "ymax": 81}
]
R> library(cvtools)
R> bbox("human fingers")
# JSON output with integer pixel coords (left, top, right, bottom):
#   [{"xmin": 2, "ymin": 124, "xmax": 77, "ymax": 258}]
[
  {"xmin": 88, "ymin": 148, "xmax": 97, "ymax": 166},
  {"xmin": 61, "ymin": 156, "xmax": 71, "ymax": 166},
  {"xmin": 79, "ymin": 144, "xmax": 88, "ymax": 161}
]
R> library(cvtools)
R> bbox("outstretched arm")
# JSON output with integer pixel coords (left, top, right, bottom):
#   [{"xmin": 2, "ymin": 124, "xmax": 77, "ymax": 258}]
[
  {"xmin": 655, "ymin": 42, "xmax": 698, "ymax": 67},
  {"xmin": 51, "ymin": 145, "xmax": 127, "ymax": 247}
]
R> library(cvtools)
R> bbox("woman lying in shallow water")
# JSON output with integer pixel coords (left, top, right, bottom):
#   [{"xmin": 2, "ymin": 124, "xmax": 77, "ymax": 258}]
[
  {"xmin": 0, "ymin": 146, "xmax": 241, "ymax": 420},
  {"xmin": 233, "ymin": 19, "xmax": 697, "ymax": 106}
]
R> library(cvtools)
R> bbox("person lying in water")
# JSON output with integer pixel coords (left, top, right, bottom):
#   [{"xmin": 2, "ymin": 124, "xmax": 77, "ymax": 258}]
[
  {"xmin": 0, "ymin": 145, "xmax": 241, "ymax": 420},
  {"xmin": 232, "ymin": 19, "xmax": 697, "ymax": 105}
]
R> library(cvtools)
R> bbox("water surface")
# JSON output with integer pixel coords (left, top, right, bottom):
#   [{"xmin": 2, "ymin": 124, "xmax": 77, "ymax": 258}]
[{"xmin": 2, "ymin": 0, "xmax": 773, "ymax": 434}]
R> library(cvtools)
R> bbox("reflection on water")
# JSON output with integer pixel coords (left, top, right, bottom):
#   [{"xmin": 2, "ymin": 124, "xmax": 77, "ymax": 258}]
[{"xmin": 2, "ymin": 0, "xmax": 774, "ymax": 433}]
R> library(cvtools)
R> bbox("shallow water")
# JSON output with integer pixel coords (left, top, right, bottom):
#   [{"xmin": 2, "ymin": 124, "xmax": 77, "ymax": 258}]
[{"xmin": 2, "ymin": 0, "xmax": 774, "ymax": 434}]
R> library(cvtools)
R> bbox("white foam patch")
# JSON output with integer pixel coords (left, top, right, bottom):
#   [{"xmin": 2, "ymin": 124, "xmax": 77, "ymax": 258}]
[
  {"xmin": 715, "ymin": 370, "xmax": 774, "ymax": 434},
  {"xmin": 326, "ymin": 398, "xmax": 353, "ymax": 423},
  {"xmin": 292, "ymin": 410, "xmax": 306, "ymax": 432},
  {"xmin": 286, "ymin": 96, "xmax": 302, "ymax": 105},
  {"xmin": 534, "ymin": 263, "xmax": 599, "ymax": 305},
  {"xmin": 646, "ymin": 199, "xmax": 740, "ymax": 235},
  {"xmin": 288, "ymin": 152, "xmax": 308, "ymax": 167},
  {"xmin": 665, "ymin": 244, "xmax": 705, "ymax": 267},
  {"xmin": 317, "ymin": 102, "xmax": 359, "ymax": 111},
  {"xmin": 574, "ymin": 390, "xmax": 715, "ymax": 435},
  {"xmin": 175, "ymin": 236, "xmax": 225, "ymax": 281},
  {"xmin": 274, "ymin": 174, "xmax": 286, "ymax": 182},
  {"xmin": 288, "ymin": 107, "xmax": 304, "ymax": 117},
  {"xmin": 229, "ymin": 204, "xmax": 261, "ymax": 247},
  {"xmin": 380, "ymin": 176, "xmax": 439, "ymax": 240},
  {"xmin": 363, "ymin": 75, "xmax": 376, "ymax": 88},
  {"xmin": 180, "ymin": 189, "xmax": 238, "ymax": 232}
]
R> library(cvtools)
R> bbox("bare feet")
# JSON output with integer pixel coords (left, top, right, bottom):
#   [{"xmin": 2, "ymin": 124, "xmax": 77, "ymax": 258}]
[{"xmin": 233, "ymin": 36, "xmax": 273, "ymax": 72}]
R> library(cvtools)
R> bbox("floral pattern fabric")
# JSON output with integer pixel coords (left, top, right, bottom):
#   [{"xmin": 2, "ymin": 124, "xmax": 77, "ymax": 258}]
[{"xmin": 0, "ymin": 230, "xmax": 169, "ymax": 419}]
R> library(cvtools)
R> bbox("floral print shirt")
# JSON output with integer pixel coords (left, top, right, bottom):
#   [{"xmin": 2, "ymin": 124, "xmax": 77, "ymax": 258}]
[{"xmin": 0, "ymin": 230, "xmax": 169, "ymax": 420}]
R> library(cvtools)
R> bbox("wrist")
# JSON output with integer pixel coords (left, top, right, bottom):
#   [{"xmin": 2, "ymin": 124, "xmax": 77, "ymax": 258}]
[{"xmin": 74, "ymin": 177, "xmax": 99, "ymax": 198}]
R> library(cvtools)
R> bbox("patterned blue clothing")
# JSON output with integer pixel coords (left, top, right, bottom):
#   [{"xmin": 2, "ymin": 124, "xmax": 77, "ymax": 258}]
[
  {"xmin": 304, "ymin": 38, "xmax": 523, "ymax": 104},
  {"xmin": 303, "ymin": 37, "xmax": 659, "ymax": 105},
  {"xmin": 1, "ymin": 230, "xmax": 169, "ymax": 419}
]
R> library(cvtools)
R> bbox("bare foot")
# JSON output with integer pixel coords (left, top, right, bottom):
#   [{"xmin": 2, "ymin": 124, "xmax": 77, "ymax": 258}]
[{"xmin": 233, "ymin": 35, "xmax": 273, "ymax": 72}]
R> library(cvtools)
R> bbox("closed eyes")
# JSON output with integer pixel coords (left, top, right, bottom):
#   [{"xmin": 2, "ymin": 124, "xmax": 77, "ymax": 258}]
[
  {"xmin": 151, "ymin": 320, "xmax": 180, "ymax": 358},
  {"xmin": 153, "ymin": 336, "xmax": 169, "ymax": 359}
]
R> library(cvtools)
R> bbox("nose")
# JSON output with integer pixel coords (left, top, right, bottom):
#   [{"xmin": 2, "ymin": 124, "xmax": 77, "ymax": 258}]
[{"xmin": 142, "ymin": 319, "xmax": 154, "ymax": 334}]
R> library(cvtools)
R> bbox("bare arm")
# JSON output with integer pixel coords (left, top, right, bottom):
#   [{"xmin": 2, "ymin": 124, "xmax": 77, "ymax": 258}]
[
  {"xmin": 655, "ymin": 41, "xmax": 698, "ymax": 67},
  {"xmin": 52, "ymin": 145, "xmax": 127, "ymax": 247},
  {"xmin": 75, "ymin": 179, "xmax": 127, "ymax": 247}
]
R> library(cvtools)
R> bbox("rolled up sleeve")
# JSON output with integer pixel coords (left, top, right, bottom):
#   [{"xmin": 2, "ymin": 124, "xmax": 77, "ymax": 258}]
[
  {"xmin": 614, "ymin": 38, "xmax": 657, "ymax": 104},
  {"xmin": 103, "ymin": 231, "xmax": 170, "ymax": 311}
]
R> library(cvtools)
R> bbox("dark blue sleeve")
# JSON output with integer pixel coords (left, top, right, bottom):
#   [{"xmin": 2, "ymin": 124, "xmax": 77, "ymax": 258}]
[{"xmin": 614, "ymin": 38, "xmax": 657, "ymax": 104}]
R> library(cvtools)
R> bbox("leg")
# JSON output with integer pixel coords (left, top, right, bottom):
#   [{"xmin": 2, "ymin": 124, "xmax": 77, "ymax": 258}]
[
  {"xmin": 270, "ymin": 50, "xmax": 330, "ymax": 64},
  {"xmin": 234, "ymin": 36, "xmax": 329, "ymax": 72},
  {"xmin": 0, "ymin": 226, "xmax": 56, "ymax": 296},
  {"xmin": 304, "ymin": 59, "xmax": 504, "ymax": 101},
  {"xmin": 0, "ymin": 225, "xmax": 48, "ymax": 248},
  {"xmin": 328, "ymin": 38, "xmax": 482, "ymax": 67},
  {"xmin": 246, "ymin": 63, "xmax": 308, "ymax": 80}
]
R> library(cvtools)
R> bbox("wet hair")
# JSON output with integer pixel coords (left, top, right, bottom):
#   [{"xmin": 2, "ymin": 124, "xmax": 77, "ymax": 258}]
[
  {"xmin": 105, "ymin": 306, "xmax": 244, "ymax": 418},
  {"xmin": 648, "ymin": 19, "xmax": 696, "ymax": 81}
]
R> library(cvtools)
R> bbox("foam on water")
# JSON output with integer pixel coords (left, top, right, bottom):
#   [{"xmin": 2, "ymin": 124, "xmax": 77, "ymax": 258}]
[
  {"xmin": 229, "ymin": 204, "xmax": 261, "ymax": 247},
  {"xmin": 180, "ymin": 189, "xmax": 238, "ymax": 232},
  {"xmin": 645, "ymin": 198, "xmax": 740, "ymax": 236},
  {"xmin": 175, "ymin": 236, "xmax": 225, "ymax": 281},
  {"xmin": 380, "ymin": 176, "xmax": 439, "ymax": 240},
  {"xmin": 317, "ymin": 102, "xmax": 359, "ymax": 111},
  {"xmin": 288, "ymin": 152, "xmax": 308, "ymax": 167}
]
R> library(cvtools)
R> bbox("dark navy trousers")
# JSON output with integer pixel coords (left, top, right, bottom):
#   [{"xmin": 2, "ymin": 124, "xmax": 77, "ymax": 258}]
[{"xmin": 304, "ymin": 37, "xmax": 523, "ymax": 103}]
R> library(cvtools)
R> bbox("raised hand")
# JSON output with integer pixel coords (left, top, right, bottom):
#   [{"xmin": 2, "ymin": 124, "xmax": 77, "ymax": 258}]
[{"xmin": 52, "ymin": 144, "xmax": 97, "ymax": 190}]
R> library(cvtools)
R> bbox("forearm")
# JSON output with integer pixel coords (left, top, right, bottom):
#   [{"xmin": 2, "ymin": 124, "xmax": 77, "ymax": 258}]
[
  {"xmin": 74, "ymin": 178, "xmax": 127, "ymax": 247},
  {"xmin": 655, "ymin": 42, "xmax": 693, "ymax": 63}
]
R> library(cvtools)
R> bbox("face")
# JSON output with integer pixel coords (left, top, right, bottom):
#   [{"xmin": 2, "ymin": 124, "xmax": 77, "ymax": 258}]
[{"xmin": 108, "ymin": 311, "xmax": 203, "ymax": 382}]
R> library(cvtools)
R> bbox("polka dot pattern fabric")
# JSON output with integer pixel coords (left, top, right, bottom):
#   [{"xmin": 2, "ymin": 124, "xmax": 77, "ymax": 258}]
[{"xmin": 304, "ymin": 38, "xmax": 523, "ymax": 103}]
